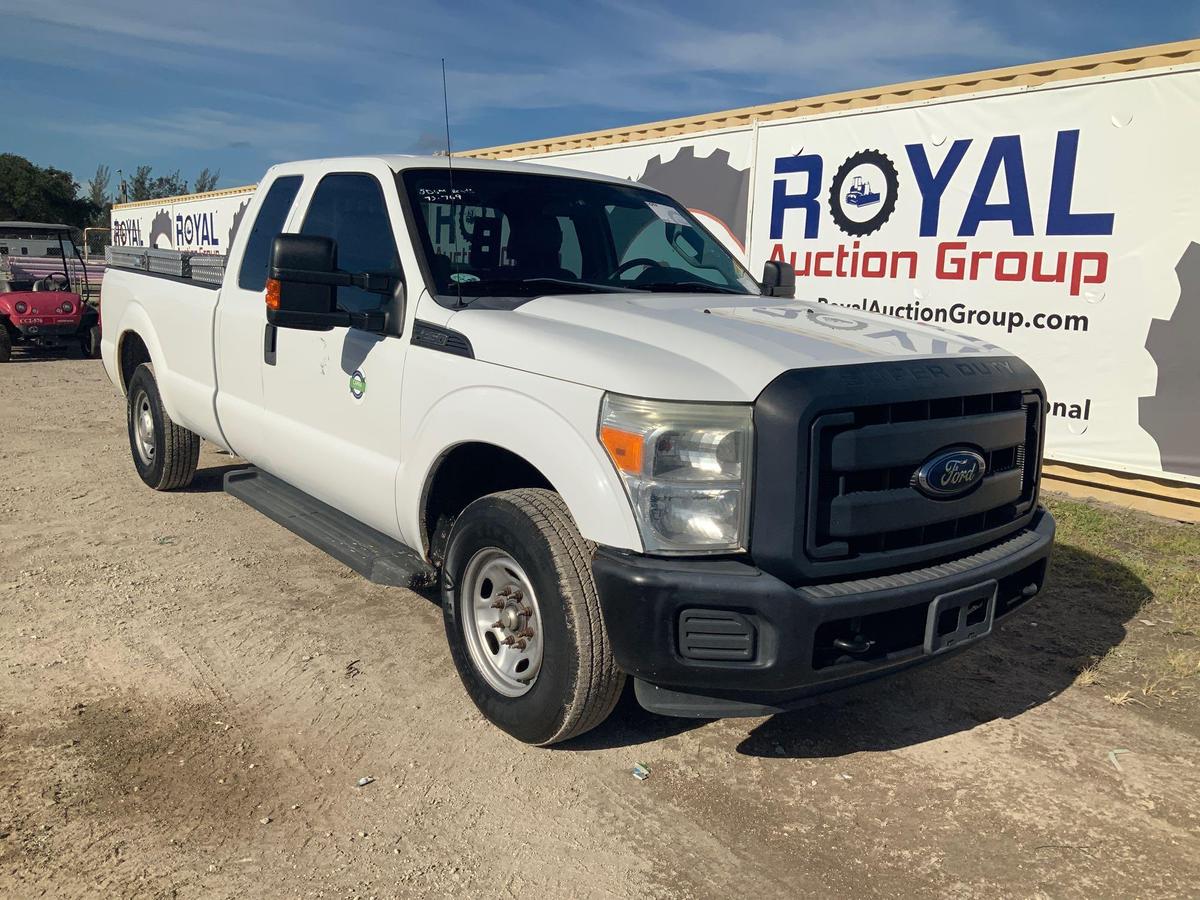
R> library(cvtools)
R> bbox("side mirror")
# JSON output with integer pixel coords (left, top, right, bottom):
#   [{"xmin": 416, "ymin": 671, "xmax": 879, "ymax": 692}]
[
  {"xmin": 267, "ymin": 235, "xmax": 338, "ymax": 330},
  {"xmin": 761, "ymin": 259, "xmax": 796, "ymax": 298},
  {"xmin": 267, "ymin": 235, "xmax": 395, "ymax": 332}
]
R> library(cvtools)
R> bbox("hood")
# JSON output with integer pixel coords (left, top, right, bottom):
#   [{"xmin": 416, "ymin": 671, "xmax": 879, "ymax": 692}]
[{"xmin": 452, "ymin": 293, "xmax": 1008, "ymax": 402}]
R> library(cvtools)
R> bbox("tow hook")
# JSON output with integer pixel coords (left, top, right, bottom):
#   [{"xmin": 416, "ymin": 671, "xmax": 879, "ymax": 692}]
[{"xmin": 832, "ymin": 635, "xmax": 874, "ymax": 655}]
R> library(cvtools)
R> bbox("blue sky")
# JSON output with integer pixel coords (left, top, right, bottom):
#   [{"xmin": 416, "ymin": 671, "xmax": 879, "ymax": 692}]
[{"xmin": 1, "ymin": 0, "xmax": 1196, "ymax": 193}]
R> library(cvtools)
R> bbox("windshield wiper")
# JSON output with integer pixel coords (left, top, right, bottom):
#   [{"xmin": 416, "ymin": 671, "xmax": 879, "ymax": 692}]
[
  {"xmin": 451, "ymin": 277, "xmax": 637, "ymax": 301},
  {"xmin": 518, "ymin": 277, "xmax": 639, "ymax": 294},
  {"xmin": 641, "ymin": 281, "xmax": 748, "ymax": 295}
]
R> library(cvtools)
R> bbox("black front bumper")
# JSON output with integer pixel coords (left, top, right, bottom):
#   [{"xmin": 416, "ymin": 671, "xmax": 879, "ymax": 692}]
[{"xmin": 592, "ymin": 507, "xmax": 1054, "ymax": 717}]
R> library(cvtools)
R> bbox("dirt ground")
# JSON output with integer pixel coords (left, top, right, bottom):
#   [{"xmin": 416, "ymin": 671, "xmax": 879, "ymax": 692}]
[{"xmin": 2, "ymin": 355, "xmax": 1198, "ymax": 899}]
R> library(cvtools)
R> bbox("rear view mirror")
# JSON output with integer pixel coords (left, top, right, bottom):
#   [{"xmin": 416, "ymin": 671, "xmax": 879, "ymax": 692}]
[
  {"xmin": 761, "ymin": 259, "xmax": 796, "ymax": 298},
  {"xmin": 666, "ymin": 223, "xmax": 707, "ymax": 266},
  {"xmin": 267, "ymin": 235, "xmax": 393, "ymax": 332}
]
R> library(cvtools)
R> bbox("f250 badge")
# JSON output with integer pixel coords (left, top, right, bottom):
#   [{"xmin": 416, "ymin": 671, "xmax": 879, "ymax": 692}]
[
  {"xmin": 349, "ymin": 370, "xmax": 366, "ymax": 400},
  {"xmin": 915, "ymin": 448, "xmax": 986, "ymax": 499}
]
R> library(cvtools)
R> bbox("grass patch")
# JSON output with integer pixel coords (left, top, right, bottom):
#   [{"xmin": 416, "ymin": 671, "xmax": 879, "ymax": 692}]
[{"xmin": 1045, "ymin": 494, "xmax": 1200, "ymax": 713}]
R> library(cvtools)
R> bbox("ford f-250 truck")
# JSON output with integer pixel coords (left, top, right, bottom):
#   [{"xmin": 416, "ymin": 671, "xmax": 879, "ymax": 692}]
[{"xmin": 100, "ymin": 155, "xmax": 1054, "ymax": 745}]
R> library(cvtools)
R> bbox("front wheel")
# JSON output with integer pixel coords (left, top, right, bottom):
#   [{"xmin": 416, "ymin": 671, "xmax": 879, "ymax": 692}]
[
  {"xmin": 81, "ymin": 323, "xmax": 101, "ymax": 359},
  {"xmin": 441, "ymin": 489, "xmax": 625, "ymax": 745},
  {"xmin": 126, "ymin": 363, "xmax": 200, "ymax": 490},
  {"xmin": 0, "ymin": 327, "xmax": 10, "ymax": 363}
]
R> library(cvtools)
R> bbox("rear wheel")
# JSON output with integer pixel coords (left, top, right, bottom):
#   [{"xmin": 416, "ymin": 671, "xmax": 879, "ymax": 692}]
[
  {"xmin": 126, "ymin": 363, "xmax": 200, "ymax": 490},
  {"xmin": 441, "ymin": 489, "xmax": 624, "ymax": 745}
]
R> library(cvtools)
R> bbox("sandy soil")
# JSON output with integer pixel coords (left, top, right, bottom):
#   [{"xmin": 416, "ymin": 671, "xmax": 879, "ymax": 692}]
[{"xmin": 2, "ymin": 355, "xmax": 1198, "ymax": 899}]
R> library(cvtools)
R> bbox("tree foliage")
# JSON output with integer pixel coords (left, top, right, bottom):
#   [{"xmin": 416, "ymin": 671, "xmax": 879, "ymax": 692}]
[
  {"xmin": 127, "ymin": 165, "xmax": 189, "ymax": 202},
  {"xmin": 193, "ymin": 168, "xmax": 220, "ymax": 193},
  {"xmin": 0, "ymin": 153, "xmax": 96, "ymax": 229},
  {"xmin": 86, "ymin": 165, "xmax": 113, "ymax": 228}
]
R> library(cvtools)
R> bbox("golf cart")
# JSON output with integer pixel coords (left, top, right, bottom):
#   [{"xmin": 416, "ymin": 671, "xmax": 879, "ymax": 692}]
[{"xmin": 0, "ymin": 222, "xmax": 100, "ymax": 362}]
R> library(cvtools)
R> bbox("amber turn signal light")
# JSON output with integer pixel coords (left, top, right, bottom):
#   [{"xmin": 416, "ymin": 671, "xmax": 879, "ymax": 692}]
[
  {"xmin": 600, "ymin": 425, "xmax": 644, "ymax": 474},
  {"xmin": 265, "ymin": 278, "xmax": 281, "ymax": 310}
]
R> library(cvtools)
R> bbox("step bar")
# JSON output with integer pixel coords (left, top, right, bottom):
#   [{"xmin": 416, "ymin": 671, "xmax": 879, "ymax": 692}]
[{"xmin": 223, "ymin": 467, "xmax": 436, "ymax": 590}]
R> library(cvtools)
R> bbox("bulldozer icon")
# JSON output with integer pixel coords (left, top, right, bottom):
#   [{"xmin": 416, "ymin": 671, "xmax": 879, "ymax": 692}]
[{"xmin": 845, "ymin": 175, "xmax": 881, "ymax": 207}]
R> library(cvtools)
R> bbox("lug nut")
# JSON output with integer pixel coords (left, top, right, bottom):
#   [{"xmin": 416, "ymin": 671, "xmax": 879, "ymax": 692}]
[
  {"xmin": 502, "ymin": 635, "xmax": 515, "ymax": 646},
  {"xmin": 490, "ymin": 620, "xmax": 504, "ymax": 629},
  {"xmin": 513, "ymin": 639, "xmax": 527, "ymax": 651},
  {"xmin": 510, "ymin": 590, "xmax": 523, "ymax": 601},
  {"xmin": 517, "ymin": 628, "xmax": 534, "ymax": 639},
  {"xmin": 490, "ymin": 599, "xmax": 506, "ymax": 609}
]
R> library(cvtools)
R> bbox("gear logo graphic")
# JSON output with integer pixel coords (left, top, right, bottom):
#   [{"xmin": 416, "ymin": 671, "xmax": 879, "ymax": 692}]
[
  {"xmin": 827, "ymin": 149, "xmax": 899, "ymax": 237},
  {"xmin": 149, "ymin": 209, "xmax": 173, "ymax": 248},
  {"xmin": 228, "ymin": 199, "xmax": 251, "ymax": 250},
  {"xmin": 1139, "ymin": 242, "xmax": 1200, "ymax": 477},
  {"xmin": 637, "ymin": 146, "xmax": 750, "ymax": 246}
]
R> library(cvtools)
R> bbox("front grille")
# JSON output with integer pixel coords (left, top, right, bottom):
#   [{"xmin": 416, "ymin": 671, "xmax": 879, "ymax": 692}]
[{"xmin": 805, "ymin": 390, "xmax": 1042, "ymax": 569}]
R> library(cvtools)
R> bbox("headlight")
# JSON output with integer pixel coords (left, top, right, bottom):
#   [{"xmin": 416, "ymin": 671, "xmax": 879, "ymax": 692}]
[
  {"xmin": 599, "ymin": 393, "xmax": 753, "ymax": 554},
  {"xmin": 14, "ymin": 301, "xmax": 28, "ymax": 315},
  {"xmin": 59, "ymin": 300, "xmax": 74, "ymax": 314}
]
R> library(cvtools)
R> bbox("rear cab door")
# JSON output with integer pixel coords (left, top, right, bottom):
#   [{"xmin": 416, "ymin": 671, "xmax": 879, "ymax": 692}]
[{"xmin": 215, "ymin": 168, "xmax": 306, "ymax": 460}]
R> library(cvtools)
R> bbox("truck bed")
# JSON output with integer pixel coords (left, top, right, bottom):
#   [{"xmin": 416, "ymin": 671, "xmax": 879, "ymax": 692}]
[{"xmin": 100, "ymin": 248, "xmax": 228, "ymax": 442}]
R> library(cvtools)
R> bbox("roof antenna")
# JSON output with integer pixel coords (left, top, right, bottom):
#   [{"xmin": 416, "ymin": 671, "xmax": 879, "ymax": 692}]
[{"xmin": 441, "ymin": 57, "xmax": 464, "ymax": 309}]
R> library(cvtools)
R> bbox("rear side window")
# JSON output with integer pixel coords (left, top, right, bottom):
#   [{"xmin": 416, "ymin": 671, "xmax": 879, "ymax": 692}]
[
  {"xmin": 237, "ymin": 175, "xmax": 302, "ymax": 291},
  {"xmin": 301, "ymin": 173, "xmax": 402, "ymax": 314}
]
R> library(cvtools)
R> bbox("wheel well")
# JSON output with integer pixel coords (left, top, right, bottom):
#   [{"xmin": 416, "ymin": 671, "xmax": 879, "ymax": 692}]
[
  {"xmin": 118, "ymin": 331, "xmax": 151, "ymax": 393},
  {"xmin": 421, "ymin": 443, "xmax": 553, "ymax": 566}
]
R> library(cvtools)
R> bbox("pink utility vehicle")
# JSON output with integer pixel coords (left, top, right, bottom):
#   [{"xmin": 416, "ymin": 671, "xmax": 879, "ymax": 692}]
[{"xmin": 0, "ymin": 222, "xmax": 101, "ymax": 362}]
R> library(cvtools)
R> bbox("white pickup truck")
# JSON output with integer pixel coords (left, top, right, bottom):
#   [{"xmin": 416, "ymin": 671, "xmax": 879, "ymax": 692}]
[{"xmin": 101, "ymin": 155, "xmax": 1054, "ymax": 744}]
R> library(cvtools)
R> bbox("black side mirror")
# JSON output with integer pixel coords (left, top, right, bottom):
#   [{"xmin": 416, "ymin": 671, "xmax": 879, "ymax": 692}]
[
  {"xmin": 267, "ymin": 235, "xmax": 395, "ymax": 332},
  {"xmin": 761, "ymin": 259, "xmax": 796, "ymax": 298}
]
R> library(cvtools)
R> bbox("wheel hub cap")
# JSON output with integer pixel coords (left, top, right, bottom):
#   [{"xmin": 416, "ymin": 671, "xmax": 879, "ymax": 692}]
[
  {"xmin": 133, "ymin": 391, "xmax": 156, "ymax": 466},
  {"xmin": 460, "ymin": 548, "xmax": 543, "ymax": 697}
]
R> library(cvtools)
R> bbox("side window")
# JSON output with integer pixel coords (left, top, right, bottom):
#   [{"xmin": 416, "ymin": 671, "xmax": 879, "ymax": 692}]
[
  {"xmin": 237, "ymin": 175, "xmax": 302, "ymax": 291},
  {"xmin": 301, "ymin": 173, "xmax": 402, "ymax": 313}
]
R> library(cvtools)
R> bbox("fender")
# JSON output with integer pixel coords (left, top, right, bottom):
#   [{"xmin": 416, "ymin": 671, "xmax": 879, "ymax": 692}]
[
  {"xmin": 397, "ymin": 381, "xmax": 642, "ymax": 554},
  {"xmin": 111, "ymin": 304, "xmax": 175, "ymax": 409}
]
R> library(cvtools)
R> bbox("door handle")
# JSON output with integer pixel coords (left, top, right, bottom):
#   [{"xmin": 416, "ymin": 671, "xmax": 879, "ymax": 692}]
[{"xmin": 264, "ymin": 323, "xmax": 277, "ymax": 366}]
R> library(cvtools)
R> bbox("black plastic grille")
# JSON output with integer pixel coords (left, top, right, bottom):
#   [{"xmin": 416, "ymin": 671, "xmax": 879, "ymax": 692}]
[{"xmin": 807, "ymin": 391, "xmax": 1043, "ymax": 566}]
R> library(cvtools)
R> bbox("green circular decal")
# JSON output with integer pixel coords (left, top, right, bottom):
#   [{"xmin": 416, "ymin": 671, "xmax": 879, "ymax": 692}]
[{"xmin": 350, "ymin": 369, "xmax": 366, "ymax": 399}]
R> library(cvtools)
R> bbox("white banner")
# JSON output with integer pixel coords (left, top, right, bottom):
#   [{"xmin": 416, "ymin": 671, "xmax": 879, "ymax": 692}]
[
  {"xmin": 516, "ymin": 67, "xmax": 1200, "ymax": 485},
  {"xmin": 110, "ymin": 187, "xmax": 256, "ymax": 255}
]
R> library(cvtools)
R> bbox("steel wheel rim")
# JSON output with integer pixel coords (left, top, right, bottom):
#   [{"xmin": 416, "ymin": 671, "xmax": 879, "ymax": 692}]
[
  {"xmin": 460, "ymin": 547, "xmax": 544, "ymax": 697},
  {"xmin": 133, "ymin": 389, "xmax": 156, "ymax": 467}
]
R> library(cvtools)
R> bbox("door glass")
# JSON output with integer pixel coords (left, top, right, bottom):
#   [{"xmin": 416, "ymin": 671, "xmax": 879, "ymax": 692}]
[
  {"xmin": 237, "ymin": 175, "xmax": 302, "ymax": 291},
  {"xmin": 301, "ymin": 174, "xmax": 402, "ymax": 313}
]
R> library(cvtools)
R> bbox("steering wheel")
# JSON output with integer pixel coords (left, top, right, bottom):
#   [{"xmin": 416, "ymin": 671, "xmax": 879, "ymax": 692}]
[
  {"xmin": 35, "ymin": 273, "xmax": 69, "ymax": 292},
  {"xmin": 610, "ymin": 257, "xmax": 664, "ymax": 279}
]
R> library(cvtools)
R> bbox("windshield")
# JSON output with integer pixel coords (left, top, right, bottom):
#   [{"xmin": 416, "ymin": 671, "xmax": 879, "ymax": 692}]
[{"xmin": 401, "ymin": 168, "xmax": 759, "ymax": 301}]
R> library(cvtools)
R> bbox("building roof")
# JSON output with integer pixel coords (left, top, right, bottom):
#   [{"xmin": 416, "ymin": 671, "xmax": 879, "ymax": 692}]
[{"xmin": 464, "ymin": 38, "xmax": 1200, "ymax": 159}]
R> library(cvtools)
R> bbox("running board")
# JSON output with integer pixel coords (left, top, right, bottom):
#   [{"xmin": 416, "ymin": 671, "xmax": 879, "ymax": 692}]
[{"xmin": 223, "ymin": 467, "xmax": 436, "ymax": 590}]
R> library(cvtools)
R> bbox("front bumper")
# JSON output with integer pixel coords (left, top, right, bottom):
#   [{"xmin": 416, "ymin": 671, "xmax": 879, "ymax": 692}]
[
  {"xmin": 11, "ymin": 319, "xmax": 84, "ymax": 344},
  {"xmin": 592, "ymin": 507, "xmax": 1055, "ymax": 717}
]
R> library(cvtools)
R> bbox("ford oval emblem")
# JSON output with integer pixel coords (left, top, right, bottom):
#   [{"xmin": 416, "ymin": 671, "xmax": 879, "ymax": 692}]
[{"xmin": 915, "ymin": 448, "xmax": 987, "ymax": 499}]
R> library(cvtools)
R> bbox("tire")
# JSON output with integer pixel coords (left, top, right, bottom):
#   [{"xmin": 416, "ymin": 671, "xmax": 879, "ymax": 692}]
[
  {"xmin": 126, "ymin": 363, "xmax": 200, "ymax": 491},
  {"xmin": 0, "ymin": 327, "xmax": 10, "ymax": 363},
  {"xmin": 81, "ymin": 324, "xmax": 101, "ymax": 359},
  {"xmin": 441, "ymin": 488, "xmax": 625, "ymax": 745}
]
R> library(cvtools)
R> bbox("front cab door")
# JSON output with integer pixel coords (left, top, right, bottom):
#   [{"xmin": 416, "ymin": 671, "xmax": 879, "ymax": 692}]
[{"xmin": 257, "ymin": 166, "xmax": 412, "ymax": 539}]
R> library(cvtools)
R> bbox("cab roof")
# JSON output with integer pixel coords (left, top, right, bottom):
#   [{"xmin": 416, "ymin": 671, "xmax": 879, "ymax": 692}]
[{"xmin": 267, "ymin": 154, "xmax": 637, "ymax": 188}]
